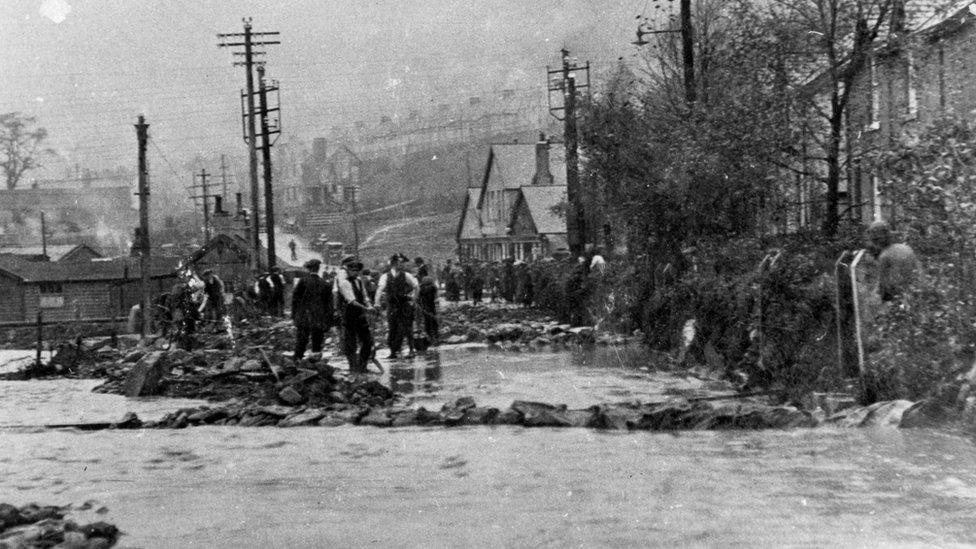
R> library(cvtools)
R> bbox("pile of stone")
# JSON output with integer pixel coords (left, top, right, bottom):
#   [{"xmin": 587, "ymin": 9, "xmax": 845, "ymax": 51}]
[
  {"xmin": 440, "ymin": 315, "xmax": 629, "ymax": 348},
  {"xmin": 113, "ymin": 395, "xmax": 818, "ymax": 431},
  {"xmin": 0, "ymin": 502, "xmax": 119, "ymax": 548}
]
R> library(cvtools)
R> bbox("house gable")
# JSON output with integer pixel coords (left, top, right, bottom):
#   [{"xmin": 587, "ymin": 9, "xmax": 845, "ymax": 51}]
[{"xmin": 508, "ymin": 192, "xmax": 539, "ymax": 237}]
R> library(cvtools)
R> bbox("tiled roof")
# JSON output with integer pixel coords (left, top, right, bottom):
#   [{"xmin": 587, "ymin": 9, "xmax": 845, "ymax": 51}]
[
  {"xmin": 0, "ymin": 255, "xmax": 179, "ymax": 283},
  {"xmin": 487, "ymin": 144, "xmax": 566, "ymax": 190},
  {"xmin": 516, "ymin": 185, "xmax": 567, "ymax": 235}
]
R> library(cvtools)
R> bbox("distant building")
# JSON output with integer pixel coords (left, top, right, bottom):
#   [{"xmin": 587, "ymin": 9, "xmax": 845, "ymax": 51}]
[
  {"xmin": 186, "ymin": 233, "xmax": 299, "ymax": 293},
  {"xmin": 0, "ymin": 184, "xmax": 134, "ymax": 248},
  {"xmin": 0, "ymin": 255, "xmax": 177, "ymax": 323},
  {"xmin": 456, "ymin": 134, "xmax": 568, "ymax": 261},
  {"xmin": 0, "ymin": 243, "xmax": 102, "ymax": 263}
]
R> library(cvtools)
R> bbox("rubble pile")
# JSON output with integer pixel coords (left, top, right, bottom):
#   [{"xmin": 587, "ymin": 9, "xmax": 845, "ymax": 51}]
[
  {"xmin": 114, "ymin": 395, "xmax": 817, "ymax": 431},
  {"xmin": 439, "ymin": 305, "xmax": 630, "ymax": 347},
  {"xmin": 0, "ymin": 502, "xmax": 119, "ymax": 548}
]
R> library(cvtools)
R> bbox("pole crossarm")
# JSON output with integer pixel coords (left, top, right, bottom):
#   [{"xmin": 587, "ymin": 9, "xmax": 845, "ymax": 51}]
[{"xmin": 217, "ymin": 18, "xmax": 279, "ymax": 270}]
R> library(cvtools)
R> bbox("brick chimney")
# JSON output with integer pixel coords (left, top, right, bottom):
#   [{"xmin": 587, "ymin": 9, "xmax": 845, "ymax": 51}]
[{"xmin": 533, "ymin": 132, "xmax": 552, "ymax": 186}]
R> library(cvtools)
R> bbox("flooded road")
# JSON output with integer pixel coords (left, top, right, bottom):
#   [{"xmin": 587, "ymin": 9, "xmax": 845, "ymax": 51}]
[{"xmin": 3, "ymin": 346, "xmax": 976, "ymax": 547}]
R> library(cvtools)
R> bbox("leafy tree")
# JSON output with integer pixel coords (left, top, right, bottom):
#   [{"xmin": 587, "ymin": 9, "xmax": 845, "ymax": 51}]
[
  {"xmin": 580, "ymin": 0, "xmax": 796, "ymax": 261},
  {"xmin": 0, "ymin": 112, "xmax": 51, "ymax": 190}
]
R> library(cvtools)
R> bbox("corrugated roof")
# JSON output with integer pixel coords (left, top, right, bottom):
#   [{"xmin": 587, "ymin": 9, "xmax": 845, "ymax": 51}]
[
  {"xmin": 457, "ymin": 187, "xmax": 483, "ymax": 240},
  {"xmin": 0, "ymin": 255, "xmax": 178, "ymax": 283},
  {"xmin": 517, "ymin": 185, "xmax": 567, "ymax": 235}
]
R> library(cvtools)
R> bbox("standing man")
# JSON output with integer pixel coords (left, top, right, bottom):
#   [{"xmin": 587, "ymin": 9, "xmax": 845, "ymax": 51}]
[
  {"xmin": 255, "ymin": 271, "xmax": 273, "ymax": 315},
  {"xmin": 414, "ymin": 256, "xmax": 430, "ymax": 280},
  {"xmin": 269, "ymin": 267, "xmax": 286, "ymax": 317},
  {"xmin": 418, "ymin": 275, "xmax": 439, "ymax": 346},
  {"xmin": 335, "ymin": 258, "xmax": 374, "ymax": 373},
  {"xmin": 288, "ymin": 238, "xmax": 298, "ymax": 262},
  {"xmin": 291, "ymin": 259, "xmax": 333, "ymax": 361},
  {"xmin": 199, "ymin": 269, "xmax": 226, "ymax": 328},
  {"xmin": 375, "ymin": 253, "xmax": 420, "ymax": 359}
]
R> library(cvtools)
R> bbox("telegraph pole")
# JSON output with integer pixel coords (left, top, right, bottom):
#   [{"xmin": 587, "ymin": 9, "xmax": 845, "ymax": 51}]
[
  {"xmin": 40, "ymin": 211, "xmax": 47, "ymax": 259},
  {"xmin": 189, "ymin": 168, "xmax": 212, "ymax": 241},
  {"xmin": 257, "ymin": 64, "xmax": 281, "ymax": 269},
  {"xmin": 547, "ymin": 49, "xmax": 590, "ymax": 256},
  {"xmin": 218, "ymin": 19, "xmax": 279, "ymax": 270},
  {"xmin": 346, "ymin": 185, "xmax": 361, "ymax": 258},
  {"xmin": 134, "ymin": 115, "xmax": 151, "ymax": 339}
]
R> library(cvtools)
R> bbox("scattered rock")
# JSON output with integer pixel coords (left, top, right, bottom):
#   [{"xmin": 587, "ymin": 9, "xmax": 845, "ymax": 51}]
[
  {"xmin": 240, "ymin": 359, "xmax": 264, "ymax": 372},
  {"xmin": 279, "ymin": 409, "xmax": 326, "ymax": 427},
  {"xmin": 122, "ymin": 351, "xmax": 169, "ymax": 397},
  {"xmin": 277, "ymin": 386, "xmax": 304, "ymax": 405},
  {"xmin": 0, "ymin": 502, "xmax": 119, "ymax": 549},
  {"xmin": 360, "ymin": 408, "xmax": 393, "ymax": 427},
  {"xmin": 899, "ymin": 399, "xmax": 950, "ymax": 429}
]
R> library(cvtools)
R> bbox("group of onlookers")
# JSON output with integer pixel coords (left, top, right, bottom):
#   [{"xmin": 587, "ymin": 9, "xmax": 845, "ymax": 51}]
[{"xmin": 439, "ymin": 257, "xmax": 537, "ymax": 306}]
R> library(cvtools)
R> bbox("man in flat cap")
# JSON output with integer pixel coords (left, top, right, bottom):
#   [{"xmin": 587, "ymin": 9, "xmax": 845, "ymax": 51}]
[
  {"xmin": 375, "ymin": 252, "xmax": 419, "ymax": 359},
  {"xmin": 334, "ymin": 257, "xmax": 375, "ymax": 373},
  {"xmin": 291, "ymin": 258, "xmax": 333, "ymax": 361}
]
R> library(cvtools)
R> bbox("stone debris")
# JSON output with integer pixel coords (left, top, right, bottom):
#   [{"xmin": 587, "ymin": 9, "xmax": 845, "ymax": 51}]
[
  {"xmin": 0, "ymin": 502, "xmax": 120, "ymax": 548},
  {"xmin": 110, "ymin": 395, "xmax": 819, "ymax": 432}
]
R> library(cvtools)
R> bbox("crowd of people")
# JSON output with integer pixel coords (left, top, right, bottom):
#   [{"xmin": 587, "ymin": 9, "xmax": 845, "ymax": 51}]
[
  {"xmin": 147, "ymin": 248, "xmax": 607, "ymax": 370},
  {"xmin": 291, "ymin": 253, "xmax": 441, "ymax": 374}
]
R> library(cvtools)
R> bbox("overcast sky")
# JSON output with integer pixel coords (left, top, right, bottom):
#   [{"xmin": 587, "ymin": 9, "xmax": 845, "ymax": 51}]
[{"xmin": 0, "ymin": 0, "xmax": 671, "ymax": 187}]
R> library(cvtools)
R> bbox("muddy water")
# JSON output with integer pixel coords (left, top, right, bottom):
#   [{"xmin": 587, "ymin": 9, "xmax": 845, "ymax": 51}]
[{"xmin": 3, "ymin": 346, "xmax": 976, "ymax": 547}]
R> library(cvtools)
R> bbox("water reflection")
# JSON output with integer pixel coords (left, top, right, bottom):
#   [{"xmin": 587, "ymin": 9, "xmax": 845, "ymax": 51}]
[{"xmin": 388, "ymin": 350, "xmax": 442, "ymax": 395}]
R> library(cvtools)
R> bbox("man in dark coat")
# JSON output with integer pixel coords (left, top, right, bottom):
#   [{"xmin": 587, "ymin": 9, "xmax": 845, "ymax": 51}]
[
  {"xmin": 414, "ymin": 256, "xmax": 430, "ymax": 280},
  {"xmin": 291, "ymin": 259, "xmax": 333, "ymax": 361},
  {"xmin": 418, "ymin": 275, "xmax": 439, "ymax": 346},
  {"xmin": 269, "ymin": 267, "xmax": 286, "ymax": 317},
  {"xmin": 335, "ymin": 258, "xmax": 374, "ymax": 373},
  {"xmin": 200, "ymin": 269, "xmax": 225, "ymax": 325}
]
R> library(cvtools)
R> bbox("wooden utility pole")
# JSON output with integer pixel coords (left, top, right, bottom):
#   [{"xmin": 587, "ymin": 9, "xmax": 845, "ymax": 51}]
[
  {"xmin": 189, "ymin": 168, "xmax": 212, "ymax": 241},
  {"xmin": 40, "ymin": 211, "xmax": 47, "ymax": 259},
  {"xmin": 257, "ymin": 64, "xmax": 280, "ymax": 269},
  {"xmin": 547, "ymin": 49, "xmax": 590, "ymax": 256},
  {"xmin": 680, "ymin": 0, "xmax": 696, "ymax": 106},
  {"xmin": 218, "ymin": 19, "xmax": 279, "ymax": 270},
  {"xmin": 134, "ymin": 115, "xmax": 151, "ymax": 339},
  {"xmin": 347, "ymin": 185, "xmax": 361, "ymax": 258}
]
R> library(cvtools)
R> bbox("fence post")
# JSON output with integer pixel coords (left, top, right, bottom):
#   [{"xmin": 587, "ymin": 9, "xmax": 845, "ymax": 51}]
[{"xmin": 35, "ymin": 309, "xmax": 43, "ymax": 368}]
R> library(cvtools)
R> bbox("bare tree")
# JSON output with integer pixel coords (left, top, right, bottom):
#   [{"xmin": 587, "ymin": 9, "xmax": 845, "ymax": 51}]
[
  {"xmin": 0, "ymin": 112, "xmax": 51, "ymax": 190},
  {"xmin": 770, "ymin": 0, "xmax": 894, "ymax": 236}
]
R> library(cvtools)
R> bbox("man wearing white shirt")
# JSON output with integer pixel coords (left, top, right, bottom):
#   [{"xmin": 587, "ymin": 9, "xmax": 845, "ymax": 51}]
[{"xmin": 375, "ymin": 253, "xmax": 420, "ymax": 358}]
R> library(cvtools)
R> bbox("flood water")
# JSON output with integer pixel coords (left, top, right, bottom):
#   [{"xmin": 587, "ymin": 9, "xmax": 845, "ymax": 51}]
[{"xmin": 3, "ymin": 345, "xmax": 976, "ymax": 547}]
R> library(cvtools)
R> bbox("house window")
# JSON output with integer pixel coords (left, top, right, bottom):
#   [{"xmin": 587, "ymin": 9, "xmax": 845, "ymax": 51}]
[
  {"xmin": 905, "ymin": 50, "xmax": 917, "ymax": 120},
  {"xmin": 867, "ymin": 55, "xmax": 880, "ymax": 130},
  {"xmin": 39, "ymin": 282, "xmax": 64, "ymax": 308}
]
